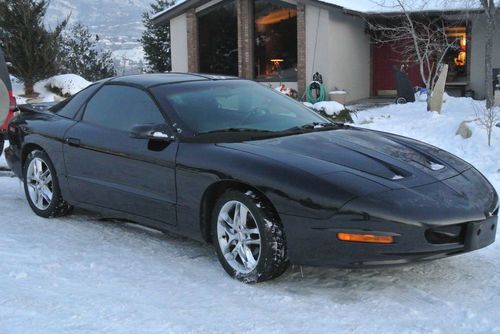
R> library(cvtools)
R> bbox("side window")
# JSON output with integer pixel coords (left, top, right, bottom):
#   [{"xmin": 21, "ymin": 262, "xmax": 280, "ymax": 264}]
[
  {"xmin": 51, "ymin": 84, "xmax": 100, "ymax": 119},
  {"xmin": 83, "ymin": 85, "xmax": 165, "ymax": 132}
]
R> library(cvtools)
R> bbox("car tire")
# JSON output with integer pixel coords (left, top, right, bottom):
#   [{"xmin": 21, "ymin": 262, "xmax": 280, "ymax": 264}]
[
  {"xmin": 23, "ymin": 150, "xmax": 72, "ymax": 218},
  {"xmin": 212, "ymin": 190, "xmax": 289, "ymax": 283},
  {"xmin": 396, "ymin": 97, "xmax": 408, "ymax": 104}
]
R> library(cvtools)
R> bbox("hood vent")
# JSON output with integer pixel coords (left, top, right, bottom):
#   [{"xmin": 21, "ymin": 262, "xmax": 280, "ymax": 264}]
[{"xmin": 428, "ymin": 161, "xmax": 445, "ymax": 171}]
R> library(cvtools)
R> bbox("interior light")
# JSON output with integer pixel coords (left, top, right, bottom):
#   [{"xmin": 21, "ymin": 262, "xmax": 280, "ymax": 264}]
[{"xmin": 256, "ymin": 9, "xmax": 297, "ymax": 25}]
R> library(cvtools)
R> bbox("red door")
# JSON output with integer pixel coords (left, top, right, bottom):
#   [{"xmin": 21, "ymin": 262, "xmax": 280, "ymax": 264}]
[{"xmin": 372, "ymin": 43, "xmax": 423, "ymax": 96}]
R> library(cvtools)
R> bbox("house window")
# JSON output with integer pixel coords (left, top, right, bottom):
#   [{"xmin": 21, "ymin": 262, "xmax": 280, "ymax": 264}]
[
  {"xmin": 198, "ymin": 1, "xmax": 238, "ymax": 76},
  {"xmin": 254, "ymin": 0, "xmax": 297, "ymax": 82},
  {"xmin": 445, "ymin": 27, "xmax": 468, "ymax": 82}
]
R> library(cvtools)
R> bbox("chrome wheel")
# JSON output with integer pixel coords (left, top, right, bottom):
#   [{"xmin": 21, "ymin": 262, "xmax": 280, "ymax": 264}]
[
  {"xmin": 217, "ymin": 200, "xmax": 261, "ymax": 274},
  {"xmin": 26, "ymin": 157, "xmax": 53, "ymax": 210}
]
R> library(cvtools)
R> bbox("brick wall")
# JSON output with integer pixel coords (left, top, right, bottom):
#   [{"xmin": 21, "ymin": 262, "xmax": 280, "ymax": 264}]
[
  {"xmin": 237, "ymin": 0, "xmax": 254, "ymax": 79},
  {"xmin": 185, "ymin": 0, "xmax": 304, "ymax": 90},
  {"xmin": 297, "ymin": 1, "xmax": 307, "ymax": 96},
  {"xmin": 186, "ymin": 8, "xmax": 199, "ymax": 72}
]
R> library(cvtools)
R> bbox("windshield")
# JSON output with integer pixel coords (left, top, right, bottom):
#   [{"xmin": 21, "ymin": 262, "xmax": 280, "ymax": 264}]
[{"xmin": 151, "ymin": 80, "xmax": 328, "ymax": 134}]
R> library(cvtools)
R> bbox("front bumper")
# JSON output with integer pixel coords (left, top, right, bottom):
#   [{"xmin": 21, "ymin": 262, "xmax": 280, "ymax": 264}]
[{"xmin": 283, "ymin": 213, "xmax": 497, "ymax": 267}]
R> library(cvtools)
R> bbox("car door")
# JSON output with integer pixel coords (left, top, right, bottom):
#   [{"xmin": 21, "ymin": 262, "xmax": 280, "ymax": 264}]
[{"xmin": 63, "ymin": 84, "xmax": 177, "ymax": 225}]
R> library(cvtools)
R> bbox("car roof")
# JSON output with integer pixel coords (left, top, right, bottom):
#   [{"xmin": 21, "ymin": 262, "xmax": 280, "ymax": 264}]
[
  {"xmin": 0, "ymin": 47, "xmax": 12, "ymax": 91},
  {"xmin": 108, "ymin": 72, "xmax": 238, "ymax": 88}
]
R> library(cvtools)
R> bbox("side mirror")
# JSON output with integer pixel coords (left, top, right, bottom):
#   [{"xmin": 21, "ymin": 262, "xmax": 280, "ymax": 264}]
[{"xmin": 129, "ymin": 123, "xmax": 174, "ymax": 142}]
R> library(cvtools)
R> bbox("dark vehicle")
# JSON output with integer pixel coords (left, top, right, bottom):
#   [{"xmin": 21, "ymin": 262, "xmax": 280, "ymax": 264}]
[
  {"xmin": 0, "ymin": 47, "xmax": 17, "ymax": 157},
  {"xmin": 5, "ymin": 74, "xmax": 498, "ymax": 283}
]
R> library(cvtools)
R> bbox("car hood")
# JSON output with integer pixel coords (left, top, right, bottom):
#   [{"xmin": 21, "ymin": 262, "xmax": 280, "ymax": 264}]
[{"xmin": 218, "ymin": 127, "xmax": 472, "ymax": 190}]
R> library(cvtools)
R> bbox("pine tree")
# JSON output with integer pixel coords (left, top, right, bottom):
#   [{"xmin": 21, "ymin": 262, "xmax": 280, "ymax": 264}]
[
  {"xmin": 140, "ymin": 0, "xmax": 176, "ymax": 73},
  {"xmin": 0, "ymin": 0, "xmax": 68, "ymax": 96},
  {"xmin": 60, "ymin": 23, "xmax": 116, "ymax": 81}
]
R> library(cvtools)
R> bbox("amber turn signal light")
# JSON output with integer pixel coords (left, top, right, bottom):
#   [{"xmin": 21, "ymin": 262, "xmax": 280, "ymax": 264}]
[{"xmin": 337, "ymin": 232, "xmax": 394, "ymax": 244}]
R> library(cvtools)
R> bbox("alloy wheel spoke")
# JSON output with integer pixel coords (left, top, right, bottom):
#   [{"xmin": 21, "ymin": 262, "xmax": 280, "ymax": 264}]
[
  {"xmin": 233, "ymin": 203, "xmax": 241, "ymax": 225},
  {"xmin": 244, "ymin": 246, "xmax": 257, "ymax": 268},
  {"xmin": 223, "ymin": 248, "xmax": 236, "ymax": 261},
  {"xmin": 245, "ymin": 238, "xmax": 260, "ymax": 246},
  {"xmin": 239, "ymin": 205, "xmax": 249, "ymax": 227},
  {"xmin": 35, "ymin": 159, "xmax": 43, "ymax": 178},
  {"xmin": 40, "ymin": 187, "xmax": 53, "ymax": 203},
  {"xmin": 241, "ymin": 226, "xmax": 259, "ymax": 235},
  {"xmin": 40, "ymin": 169, "xmax": 50, "ymax": 181},
  {"xmin": 36, "ymin": 189, "xmax": 44, "ymax": 207},
  {"xmin": 221, "ymin": 212, "xmax": 235, "ymax": 228},
  {"xmin": 236, "ymin": 244, "xmax": 248, "ymax": 264}
]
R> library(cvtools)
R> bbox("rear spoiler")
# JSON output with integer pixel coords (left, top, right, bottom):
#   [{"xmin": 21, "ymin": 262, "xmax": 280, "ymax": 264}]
[{"xmin": 17, "ymin": 102, "xmax": 57, "ymax": 113}]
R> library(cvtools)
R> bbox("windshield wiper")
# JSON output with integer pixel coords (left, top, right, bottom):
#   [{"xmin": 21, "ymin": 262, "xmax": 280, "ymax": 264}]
[
  {"xmin": 284, "ymin": 122, "xmax": 338, "ymax": 132},
  {"xmin": 197, "ymin": 128, "xmax": 273, "ymax": 135}
]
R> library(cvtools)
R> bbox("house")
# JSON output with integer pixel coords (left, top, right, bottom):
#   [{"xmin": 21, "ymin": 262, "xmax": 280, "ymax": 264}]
[{"xmin": 152, "ymin": 0, "xmax": 500, "ymax": 103}]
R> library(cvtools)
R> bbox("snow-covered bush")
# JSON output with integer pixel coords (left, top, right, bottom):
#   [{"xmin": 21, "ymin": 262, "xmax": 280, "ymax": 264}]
[
  {"xmin": 304, "ymin": 101, "xmax": 354, "ymax": 123},
  {"xmin": 44, "ymin": 74, "xmax": 92, "ymax": 98}
]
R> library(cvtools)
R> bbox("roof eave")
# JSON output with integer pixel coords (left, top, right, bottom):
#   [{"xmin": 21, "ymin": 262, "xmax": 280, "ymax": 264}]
[
  {"xmin": 151, "ymin": 0, "xmax": 485, "ymax": 26},
  {"xmin": 364, "ymin": 8, "xmax": 484, "ymax": 18},
  {"xmin": 152, "ymin": 0, "xmax": 202, "ymax": 25}
]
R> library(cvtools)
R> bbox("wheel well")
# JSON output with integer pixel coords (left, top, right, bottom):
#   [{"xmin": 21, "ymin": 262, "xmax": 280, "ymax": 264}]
[
  {"xmin": 21, "ymin": 143, "xmax": 44, "ymax": 166},
  {"xmin": 200, "ymin": 181, "xmax": 279, "ymax": 243}
]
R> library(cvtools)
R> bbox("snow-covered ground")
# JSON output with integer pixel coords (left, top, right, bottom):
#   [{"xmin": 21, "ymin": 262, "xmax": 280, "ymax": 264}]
[
  {"xmin": 1, "ymin": 97, "xmax": 499, "ymax": 333},
  {"xmin": 11, "ymin": 74, "xmax": 91, "ymax": 105}
]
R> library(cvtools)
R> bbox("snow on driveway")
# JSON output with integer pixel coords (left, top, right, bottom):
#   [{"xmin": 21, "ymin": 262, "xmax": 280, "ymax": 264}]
[{"xmin": 1, "ymin": 97, "xmax": 500, "ymax": 333}]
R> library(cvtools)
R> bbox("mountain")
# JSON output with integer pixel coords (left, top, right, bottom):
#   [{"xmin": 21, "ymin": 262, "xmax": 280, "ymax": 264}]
[
  {"xmin": 46, "ymin": 0, "xmax": 153, "ymax": 74},
  {"xmin": 46, "ymin": 0, "xmax": 150, "ymax": 41}
]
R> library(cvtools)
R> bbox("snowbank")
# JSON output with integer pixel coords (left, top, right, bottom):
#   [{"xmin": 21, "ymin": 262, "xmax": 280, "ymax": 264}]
[
  {"xmin": 9, "ymin": 75, "xmax": 28, "ymax": 104},
  {"xmin": 11, "ymin": 74, "xmax": 91, "ymax": 104},
  {"xmin": 43, "ymin": 74, "xmax": 92, "ymax": 97},
  {"xmin": 354, "ymin": 96, "xmax": 500, "ymax": 193},
  {"xmin": 312, "ymin": 101, "xmax": 345, "ymax": 116}
]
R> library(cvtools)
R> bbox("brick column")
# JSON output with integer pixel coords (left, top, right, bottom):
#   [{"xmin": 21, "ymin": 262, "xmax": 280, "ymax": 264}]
[
  {"xmin": 186, "ymin": 8, "xmax": 199, "ymax": 73},
  {"xmin": 237, "ymin": 0, "xmax": 254, "ymax": 79},
  {"xmin": 297, "ymin": 1, "xmax": 307, "ymax": 96}
]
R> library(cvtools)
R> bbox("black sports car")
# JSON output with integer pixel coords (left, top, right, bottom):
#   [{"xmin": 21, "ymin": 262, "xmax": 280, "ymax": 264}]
[{"xmin": 5, "ymin": 73, "xmax": 498, "ymax": 283}]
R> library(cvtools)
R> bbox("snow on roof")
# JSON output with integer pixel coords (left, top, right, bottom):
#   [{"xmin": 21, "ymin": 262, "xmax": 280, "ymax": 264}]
[
  {"xmin": 318, "ymin": 0, "xmax": 484, "ymax": 14},
  {"xmin": 152, "ymin": 0, "xmax": 188, "ymax": 20},
  {"xmin": 152, "ymin": 0, "xmax": 488, "ymax": 21}
]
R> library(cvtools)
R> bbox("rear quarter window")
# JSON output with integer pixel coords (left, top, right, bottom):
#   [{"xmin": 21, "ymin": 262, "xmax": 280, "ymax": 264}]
[
  {"xmin": 51, "ymin": 84, "xmax": 100, "ymax": 119},
  {"xmin": 82, "ymin": 85, "xmax": 166, "ymax": 132}
]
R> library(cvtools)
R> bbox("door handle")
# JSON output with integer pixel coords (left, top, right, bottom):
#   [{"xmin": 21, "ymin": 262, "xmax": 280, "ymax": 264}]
[{"xmin": 65, "ymin": 137, "xmax": 81, "ymax": 147}]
